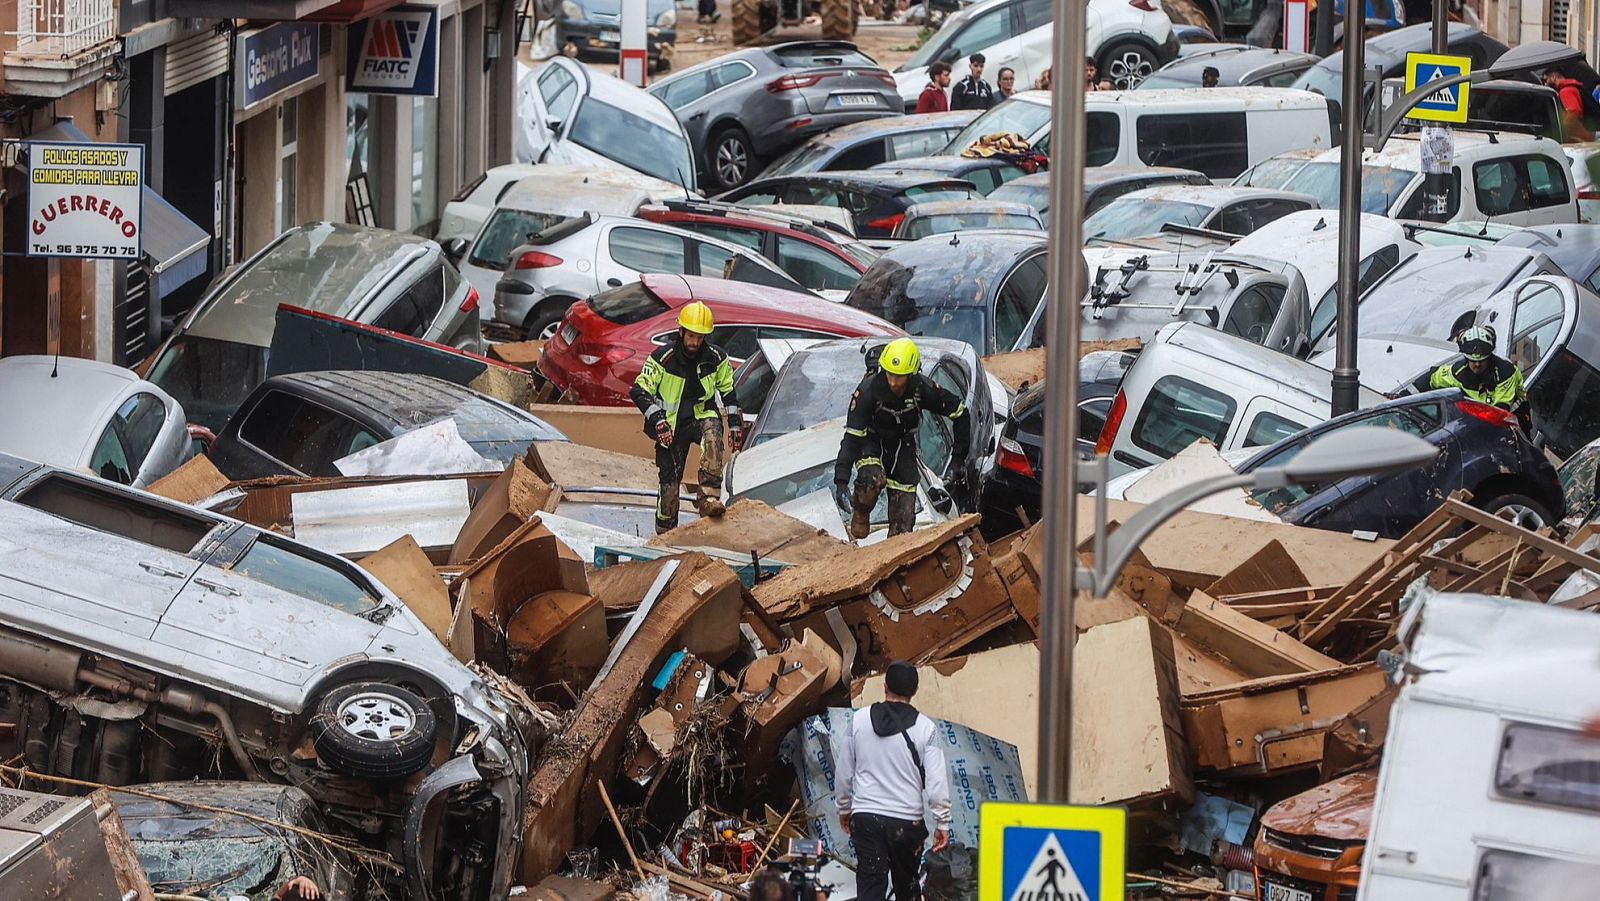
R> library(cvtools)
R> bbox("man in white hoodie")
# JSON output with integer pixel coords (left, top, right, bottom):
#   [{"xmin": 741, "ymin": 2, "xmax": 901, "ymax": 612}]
[{"xmin": 835, "ymin": 661, "xmax": 952, "ymax": 901}]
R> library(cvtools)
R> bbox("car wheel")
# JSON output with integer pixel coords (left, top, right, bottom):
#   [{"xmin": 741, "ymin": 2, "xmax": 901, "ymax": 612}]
[
  {"xmin": 709, "ymin": 126, "xmax": 755, "ymax": 191},
  {"xmin": 524, "ymin": 300, "xmax": 574, "ymax": 340},
  {"xmin": 1478, "ymin": 492, "xmax": 1554, "ymax": 532},
  {"xmin": 311, "ymin": 682, "xmax": 437, "ymax": 780},
  {"xmin": 1099, "ymin": 41, "xmax": 1158, "ymax": 89}
]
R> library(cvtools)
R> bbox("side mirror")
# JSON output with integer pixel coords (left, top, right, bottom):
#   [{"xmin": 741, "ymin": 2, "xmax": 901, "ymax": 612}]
[
  {"xmin": 939, "ymin": 48, "xmax": 960, "ymax": 64},
  {"xmin": 443, "ymin": 237, "xmax": 469, "ymax": 260},
  {"xmin": 928, "ymin": 484, "xmax": 955, "ymax": 515}
]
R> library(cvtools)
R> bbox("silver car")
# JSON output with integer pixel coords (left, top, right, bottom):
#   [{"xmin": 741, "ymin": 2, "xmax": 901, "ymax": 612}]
[
  {"xmin": 0, "ymin": 355, "xmax": 190, "ymax": 487},
  {"xmin": 0, "ymin": 455, "xmax": 533, "ymax": 901},
  {"xmin": 148, "ymin": 222, "xmax": 483, "ymax": 432}
]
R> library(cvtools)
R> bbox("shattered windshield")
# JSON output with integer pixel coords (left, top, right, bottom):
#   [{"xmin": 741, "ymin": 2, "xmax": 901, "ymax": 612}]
[
  {"xmin": 844, "ymin": 247, "xmax": 1004, "ymax": 350},
  {"xmin": 751, "ymin": 349, "xmax": 874, "ymax": 444}
]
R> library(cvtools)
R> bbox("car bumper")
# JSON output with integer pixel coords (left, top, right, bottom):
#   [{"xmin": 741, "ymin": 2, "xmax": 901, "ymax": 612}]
[
  {"xmin": 558, "ymin": 21, "xmax": 676, "ymax": 54},
  {"xmin": 754, "ymin": 109, "xmax": 897, "ymax": 158},
  {"xmin": 493, "ymin": 277, "xmax": 542, "ymax": 331}
]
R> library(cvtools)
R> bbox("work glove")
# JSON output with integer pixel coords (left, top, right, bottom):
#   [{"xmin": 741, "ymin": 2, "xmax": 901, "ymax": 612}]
[
  {"xmin": 834, "ymin": 480, "xmax": 850, "ymax": 510},
  {"xmin": 654, "ymin": 420, "xmax": 674, "ymax": 447}
]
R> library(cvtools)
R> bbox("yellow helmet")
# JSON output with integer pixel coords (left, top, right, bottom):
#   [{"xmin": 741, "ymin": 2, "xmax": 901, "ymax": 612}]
[
  {"xmin": 879, "ymin": 338, "xmax": 920, "ymax": 375},
  {"xmin": 678, "ymin": 301, "xmax": 715, "ymax": 335}
]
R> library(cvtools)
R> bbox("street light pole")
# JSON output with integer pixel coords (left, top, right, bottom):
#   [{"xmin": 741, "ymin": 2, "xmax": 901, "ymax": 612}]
[
  {"xmin": 1418, "ymin": 0, "xmax": 1454, "ymax": 222},
  {"xmin": 1330, "ymin": 23, "xmax": 1366, "ymax": 417},
  {"xmin": 1037, "ymin": 0, "xmax": 1090, "ymax": 805}
]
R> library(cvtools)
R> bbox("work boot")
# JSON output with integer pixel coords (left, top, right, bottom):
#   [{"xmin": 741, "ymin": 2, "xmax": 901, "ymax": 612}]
[
  {"xmin": 849, "ymin": 505, "xmax": 872, "ymax": 540},
  {"xmin": 699, "ymin": 497, "xmax": 726, "ymax": 518}
]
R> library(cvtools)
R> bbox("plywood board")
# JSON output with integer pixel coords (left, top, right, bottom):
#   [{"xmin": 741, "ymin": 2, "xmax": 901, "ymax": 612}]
[
  {"xmin": 449, "ymin": 458, "xmax": 558, "ymax": 564},
  {"xmin": 147, "ymin": 454, "xmax": 230, "ymax": 504},
  {"xmin": 527, "ymin": 440, "xmax": 666, "ymax": 493},
  {"xmin": 1175, "ymin": 591, "xmax": 1340, "ymax": 678},
  {"xmin": 752, "ymin": 516, "xmax": 980, "ymax": 618},
  {"xmin": 1070, "ymin": 616, "xmax": 1193, "ymax": 806},
  {"xmin": 647, "ymin": 499, "xmax": 848, "ymax": 565},
  {"xmin": 359, "ymin": 535, "xmax": 453, "ymax": 643}
]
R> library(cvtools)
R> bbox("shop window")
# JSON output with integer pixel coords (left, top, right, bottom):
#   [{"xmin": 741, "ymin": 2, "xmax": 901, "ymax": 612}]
[
  {"xmin": 278, "ymin": 97, "xmax": 298, "ymax": 235},
  {"xmin": 414, "ymin": 96, "xmax": 440, "ymax": 234}
]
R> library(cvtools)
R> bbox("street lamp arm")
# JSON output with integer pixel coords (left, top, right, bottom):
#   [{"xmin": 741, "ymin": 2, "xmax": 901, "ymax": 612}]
[
  {"xmin": 1082, "ymin": 471, "xmax": 1258, "ymax": 598},
  {"xmin": 1368, "ymin": 70, "xmax": 1478, "ymax": 152}
]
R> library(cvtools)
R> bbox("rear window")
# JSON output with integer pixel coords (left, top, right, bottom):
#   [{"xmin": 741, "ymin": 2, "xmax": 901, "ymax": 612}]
[
  {"xmin": 900, "ymin": 185, "xmax": 978, "ymax": 204},
  {"xmin": 771, "ymin": 45, "xmax": 876, "ymax": 67},
  {"xmin": 148, "ymin": 334, "xmax": 269, "ymax": 433},
  {"xmin": 1131, "ymin": 375, "xmax": 1237, "ymax": 459},
  {"xmin": 470, "ymin": 209, "xmax": 570, "ymax": 270},
  {"xmin": 588, "ymin": 282, "xmax": 670, "ymax": 325},
  {"xmin": 1135, "ymin": 112, "xmax": 1247, "ymax": 178}
]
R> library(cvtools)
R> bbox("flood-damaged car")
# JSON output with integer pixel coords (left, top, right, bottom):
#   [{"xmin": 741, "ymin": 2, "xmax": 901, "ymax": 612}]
[{"xmin": 0, "ymin": 455, "xmax": 536, "ymax": 901}]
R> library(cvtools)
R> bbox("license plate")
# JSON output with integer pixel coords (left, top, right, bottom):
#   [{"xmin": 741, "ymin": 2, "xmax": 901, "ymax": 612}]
[
  {"xmin": 559, "ymin": 323, "xmax": 578, "ymax": 344},
  {"xmin": 599, "ymin": 29, "xmax": 620, "ymax": 42},
  {"xmin": 1262, "ymin": 882, "xmax": 1313, "ymax": 901},
  {"xmin": 832, "ymin": 93, "xmax": 878, "ymax": 107}
]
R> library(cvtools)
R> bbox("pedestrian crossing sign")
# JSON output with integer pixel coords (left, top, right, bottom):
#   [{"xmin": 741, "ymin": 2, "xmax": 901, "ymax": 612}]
[
  {"xmin": 1404, "ymin": 52, "xmax": 1472, "ymax": 123},
  {"xmin": 978, "ymin": 802, "xmax": 1125, "ymax": 901}
]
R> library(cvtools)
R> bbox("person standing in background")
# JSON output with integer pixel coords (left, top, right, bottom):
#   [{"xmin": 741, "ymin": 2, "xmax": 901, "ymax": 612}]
[
  {"xmin": 951, "ymin": 53, "xmax": 997, "ymax": 110},
  {"xmin": 996, "ymin": 66, "xmax": 1017, "ymax": 98},
  {"xmin": 917, "ymin": 62, "xmax": 953, "ymax": 113}
]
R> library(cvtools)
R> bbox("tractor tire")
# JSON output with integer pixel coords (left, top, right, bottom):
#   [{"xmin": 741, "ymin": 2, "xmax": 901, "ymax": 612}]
[
  {"xmin": 733, "ymin": 0, "xmax": 761, "ymax": 45},
  {"xmin": 820, "ymin": 0, "xmax": 854, "ymax": 40}
]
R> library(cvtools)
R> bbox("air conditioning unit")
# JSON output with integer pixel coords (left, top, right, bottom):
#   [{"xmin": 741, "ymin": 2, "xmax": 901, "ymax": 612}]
[{"xmin": 0, "ymin": 787, "xmax": 125, "ymax": 901}]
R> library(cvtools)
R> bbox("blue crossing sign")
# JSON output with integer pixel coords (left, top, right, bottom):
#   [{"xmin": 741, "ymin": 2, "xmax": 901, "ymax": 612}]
[
  {"xmin": 979, "ymin": 802, "xmax": 1125, "ymax": 901},
  {"xmin": 1405, "ymin": 52, "xmax": 1473, "ymax": 123}
]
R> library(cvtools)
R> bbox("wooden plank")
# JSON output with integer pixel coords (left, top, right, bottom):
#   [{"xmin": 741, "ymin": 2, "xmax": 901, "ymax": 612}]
[
  {"xmin": 1217, "ymin": 585, "xmax": 1340, "ymax": 606},
  {"xmin": 1301, "ymin": 508, "xmax": 1463, "ymax": 645},
  {"xmin": 1444, "ymin": 498, "xmax": 1600, "ymax": 575},
  {"xmin": 1174, "ymin": 591, "xmax": 1341, "ymax": 677}
]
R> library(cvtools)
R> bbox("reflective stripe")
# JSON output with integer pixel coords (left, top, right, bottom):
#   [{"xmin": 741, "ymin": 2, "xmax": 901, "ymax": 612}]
[
  {"xmin": 644, "ymin": 403, "xmax": 664, "ymax": 420},
  {"xmin": 844, "ymin": 427, "xmax": 869, "ymax": 437},
  {"xmin": 886, "ymin": 478, "xmax": 916, "ymax": 492},
  {"xmin": 855, "ymin": 456, "xmax": 882, "ymax": 470},
  {"xmin": 949, "ymin": 402, "xmax": 965, "ymax": 419}
]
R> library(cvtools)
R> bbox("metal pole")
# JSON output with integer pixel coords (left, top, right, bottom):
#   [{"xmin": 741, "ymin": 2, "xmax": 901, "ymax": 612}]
[
  {"xmin": 1037, "ymin": 0, "xmax": 1089, "ymax": 804},
  {"xmin": 1314, "ymin": 0, "xmax": 1334, "ymax": 57},
  {"xmin": 1330, "ymin": 30, "xmax": 1365, "ymax": 416},
  {"xmin": 1418, "ymin": 0, "xmax": 1454, "ymax": 222}
]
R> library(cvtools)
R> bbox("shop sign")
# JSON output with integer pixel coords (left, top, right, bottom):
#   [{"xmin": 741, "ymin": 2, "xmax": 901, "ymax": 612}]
[
  {"xmin": 346, "ymin": 6, "xmax": 439, "ymax": 96},
  {"xmin": 27, "ymin": 142, "xmax": 144, "ymax": 260},
  {"xmin": 240, "ymin": 23, "xmax": 321, "ymax": 109}
]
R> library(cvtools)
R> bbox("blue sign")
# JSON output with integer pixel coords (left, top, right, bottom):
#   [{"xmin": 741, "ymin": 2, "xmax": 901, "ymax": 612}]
[
  {"xmin": 979, "ymin": 803, "xmax": 1125, "ymax": 901},
  {"xmin": 346, "ymin": 6, "xmax": 440, "ymax": 97},
  {"xmin": 1404, "ymin": 52, "xmax": 1472, "ymax": 123},
  {"xmin": 240, "ymin": 23, "xmax": 320, "ymax": 109}
]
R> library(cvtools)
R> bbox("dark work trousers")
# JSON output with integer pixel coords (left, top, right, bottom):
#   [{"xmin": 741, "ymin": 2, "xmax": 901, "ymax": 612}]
[
  {"xmin": 852, "ymin": 812, "xmax": 928, "ymax": 901},
  {"xmin": 850, "ymin": 434, "xmax": 920, "ymax": 536},
  {"xmin": 654, "ymin": 417, "xmax": 725, "ymax": 533}
]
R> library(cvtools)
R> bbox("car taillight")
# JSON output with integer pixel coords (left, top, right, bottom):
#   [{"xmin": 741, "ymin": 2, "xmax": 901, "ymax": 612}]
[
  {"xmin": 865, "ymin": 212, "xmax": 905, "ymax": 233},
  {"xmin": 871, "ymin": 71, "xmax": 896, "ymax": 86},
  {"xmin": 1581, "ymin": 189, "xmax": 1600, "ymax": 200},
  {"xmin": 460, "ymin": 286, "xmax": 480, "ymax": 313},
  {"xmin": 1096, "ymin": 390, "xmax": 1127, "ymax": 456},
  {"xmin": 997, "ymin": 437, "xmax": 1036, "ymax": 478},
  {"xmin": 787, "ymin": 117, "xmax": 816, "ymax": 130},
  {"xmin": 577, "ymin": 346, "xmax": 637, "ymax": 366},
  {"xmin": 767, "ymin": 73, "xmax": 828, "ymax": 92},
  {"xmin": 1129, "ymin": 0, "xmax": 1155, "ymax": 9},
  {"xmin": 516, "ymin": 250, "xmax": 564, "ymax": 269},
  {"xmin": 1456, "ymin": 398, "xmax": 1517, "ymax": 428}
]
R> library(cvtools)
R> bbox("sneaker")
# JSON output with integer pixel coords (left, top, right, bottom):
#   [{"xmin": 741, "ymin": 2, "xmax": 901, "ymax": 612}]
[{"xmin": 711, "ymin": 11, "xmax": 721, "ymax": 21}]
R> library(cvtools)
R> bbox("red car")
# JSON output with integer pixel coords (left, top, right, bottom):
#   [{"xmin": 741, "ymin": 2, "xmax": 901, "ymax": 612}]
[
  {"xmin": 637, "ymin": 201, "xmax": 877, "ymax": 296},
  {"xmin": 539, "ymin": 273, "xmax": 904, "ymax": 405}
]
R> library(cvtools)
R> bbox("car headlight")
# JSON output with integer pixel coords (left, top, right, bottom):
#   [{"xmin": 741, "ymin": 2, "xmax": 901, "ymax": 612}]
[
  {"xmin": 562, "ymin": 0, "xmax": 585, "ymax": 20},
  {"xmin": 655, "ymin": 7, "xmax": 676, "ymax": 27}
]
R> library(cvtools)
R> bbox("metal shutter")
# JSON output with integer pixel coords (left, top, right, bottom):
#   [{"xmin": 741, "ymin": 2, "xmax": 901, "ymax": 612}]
[
  {"xmin": 1551, "ymin": 0, "xmax": 1570, "ymax": 42},
  {"xmin": 163, "ymin": 28, "xmax": 228, "ymax": 97}
]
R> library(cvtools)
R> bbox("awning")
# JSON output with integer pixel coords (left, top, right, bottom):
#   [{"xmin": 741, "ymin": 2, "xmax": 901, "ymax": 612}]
[{"xmin": 26, "ymin": 121, "xmax": 211, "ymax": 299}]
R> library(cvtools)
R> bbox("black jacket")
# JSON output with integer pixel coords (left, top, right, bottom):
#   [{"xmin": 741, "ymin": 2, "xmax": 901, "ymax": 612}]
[
  {"xmin": 950, "ymin": 75, "xmax": 996, "ymax": 111},
  {"xmin": 834, "ymin": 371, "xmax": 970, "ymax": 484}
]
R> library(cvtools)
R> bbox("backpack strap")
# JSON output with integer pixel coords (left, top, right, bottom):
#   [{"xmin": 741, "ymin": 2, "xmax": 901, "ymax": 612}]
[{"xmin": 899, "ymin": 727, "xmax": 926, "ymax": 789}]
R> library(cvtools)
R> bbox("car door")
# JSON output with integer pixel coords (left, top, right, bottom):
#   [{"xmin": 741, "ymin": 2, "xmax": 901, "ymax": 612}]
[
  {"xmin": 522, "ymin": 61, "xmax": 582, "ymax": 164},
  {"xmin": 992, "ymin": 252, "xmax": 1049, "ymax": 353},
  {"xmin": 600, "ymin": 223, "xmax": 691, "ymax": 289},
  {"xmin": 656, "ymin": 70, "xmax": 713, "ymax": 151},
  {"xmin": 155, "ymin": 532, "xmax": 387, "ymax": 694},
  {"xmin": 1013, "ymin": 0, "xmax": 1052, "ymax": 84},
  {"xmin": 1217, "ymin": 281, "xmax": 1287, "ymax": 348},
  {"xmin": 1298, "ymin": 406, "xmax": 1448, "ymax": 536},
  {"xmin": 89, "ymin": 392, "xmax": 173, "ymax": 487},
  {"xmin": 0, "ymin": 472, "xmax": 216, "ymax": 641}
]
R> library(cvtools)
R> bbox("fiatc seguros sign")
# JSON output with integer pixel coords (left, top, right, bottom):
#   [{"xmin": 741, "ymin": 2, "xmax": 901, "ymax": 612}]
[{"xmin": 347, "ymin": 6, "xmax": 439, "ymax": 96}]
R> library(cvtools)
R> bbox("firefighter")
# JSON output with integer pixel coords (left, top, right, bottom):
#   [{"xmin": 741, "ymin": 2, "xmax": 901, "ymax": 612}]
[
  {"xmin": 1430, "ymin": 324, "xmax": 1527, "ymax": 412},
  {"xmin": 631, "ymin": 300, "xmax": 737, "ymax": 534},
  {"xmin": 834, "ymin": 338, "xmax": 970, "ymax": 539}
]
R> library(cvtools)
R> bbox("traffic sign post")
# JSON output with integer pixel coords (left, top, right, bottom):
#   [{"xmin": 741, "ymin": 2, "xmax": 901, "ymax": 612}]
[
  {"xmin": 1404, "ymin": 51, "xmax": 1473, "ymax": 123},
  {"xmin": 979, "ymin": 802, "xmax": 1126, "ymax": 901}
]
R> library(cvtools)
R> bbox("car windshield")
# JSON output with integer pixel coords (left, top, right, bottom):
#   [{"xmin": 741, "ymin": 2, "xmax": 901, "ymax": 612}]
[
  {"xmin": 470, "ymin": 209, "xmax": 571, "ymax": 269},
  {"xmin": 1291, "ymin": 61, "xmax": 1345, "ymax": 105},
  {"xmin": 943, "ymin": 100, "xmax": 1051, "ymax": 155},
  {"xmin": 569, "ymin": 98, "xmax": 695, "ymax": 189},
  {"xmin": 734, "ymin": 459, "xmax": 899, "ymax": 524},
  {"xmin": 148, "ymin": 334, "xmax": 269, "ymax": 432},
  {"xmin": 1234, "ymin": 157, "xmax": 1313, "ymax": 189},
  {"xmin": 903, "ymin": 20, "xmax": 962, "ymax": 70},
  {"xmin": 763, "ymin": 140, "xmax": 841, "ymax": 177},
  {"xmin": 1283, "ymin": 162, "xmax": 1417, "ymax": 213},
  {"xmin": 990, "ymin": 182, "xmax": 1049, "ymax": 213},
  {"xmin": 589, "ymin": 282, "xmax": 670, "ymax": 324},
  {"xmin": 773, "ymin": 45, "xmax": 877, "ymax": 67},
  {"xmin": 1085, "ymin": 198, "xmax": 1211, "ymax": 240},
  {"xmin": 1356, "ymin": 253, "xmax": 1532, "ymax": 340},
  {"xmin": 751, "ymin": 349, "xmax": 875, "ymax": 444},
  {"xmin": 903, "ymin": 211, "xmax": 1040, "ymax": 238}
]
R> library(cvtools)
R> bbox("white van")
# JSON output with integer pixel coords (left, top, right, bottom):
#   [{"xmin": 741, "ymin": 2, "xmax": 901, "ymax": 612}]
[
  {"xmin": 1095, "ymin": 321, "xmax": 1382, "ymax": 476},
  {"xmin": 941, "ymin": 88, "xmax": 1334, "ymax": 180},
  {"xmin": 1274, "ymin": 131, "xmax": 1581, "ymax": 227},
  {"xmin": 457, "ymin": 166, "xmax": 691, "ymax": 300},
  {"xmin": 1360, "ymin": 591, "xmax": 1600, "ymax": 900}
]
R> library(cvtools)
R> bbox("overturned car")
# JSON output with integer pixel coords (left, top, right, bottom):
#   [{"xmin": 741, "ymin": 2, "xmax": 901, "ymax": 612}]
[{"xmin": 0, "ymin": 454, "xmax": 535, "ymax": 901}]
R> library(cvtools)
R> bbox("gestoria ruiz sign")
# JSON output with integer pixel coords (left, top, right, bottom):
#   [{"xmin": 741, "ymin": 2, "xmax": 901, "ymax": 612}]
[{"xmin": 28, "ymin": 141, "xmax": 144, "ymax": 260}]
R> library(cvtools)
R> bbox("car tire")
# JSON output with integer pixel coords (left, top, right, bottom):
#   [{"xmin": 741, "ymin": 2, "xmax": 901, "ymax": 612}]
[
  {"xmin": 732, "ymin": 0, "xmax": 760, "ymax": 45},
  {"xmin": 1477, "ymin": 492, "xmax": 1554, "ymax": 532},
  {"xmin": 311, "ymin": 682, "xmax": 437, "ymax": 780},
  {"xmin": 708, "ymin": 126, "xmax": 756, "ymax": 192},
  {"xmin": 820, "ymin": 0, "xmax": 854, "ymax": 40},
  {"xmin": 525, "ymin": 300, "xmax": 574, "ymax": 340},
  {"xmin": 1098, "ymin": 41, "xmax": 1158, "ymax": 90}
]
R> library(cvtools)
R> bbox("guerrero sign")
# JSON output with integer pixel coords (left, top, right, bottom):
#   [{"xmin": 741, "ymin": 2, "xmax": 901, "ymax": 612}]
[
  {"xmin": 347, "ymin": 6, "xmax": 439, "ymax": 96},
  {"xmin": 28, "ymin": 142, "xmax": 144, "ymax": 260}
]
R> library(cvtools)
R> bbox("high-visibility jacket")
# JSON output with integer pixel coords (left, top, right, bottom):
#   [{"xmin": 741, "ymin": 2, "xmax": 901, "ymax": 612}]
[
  {"xmin": 630, "ymin": 338, "xmax": 736, "ymax": 432},
  {"xmin": 1429, "ymin": 356, "xmax": 1526, "ymax": 410},
  {"xmin": 835, "ymin": 370, "xmax": 969, "ymax": 485}
]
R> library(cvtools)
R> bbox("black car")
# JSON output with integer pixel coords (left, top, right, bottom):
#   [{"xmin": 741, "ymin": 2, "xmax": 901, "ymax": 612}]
[
  {"xmin": 757, "ymin": 110, "xmax": 982, "ymax": 179},
  {"xmin": 1139, "ymin": 47, "xmax": 1320, "ymax": 90},
  {"xmin": 209, "ymin": 371, "xmax": 567, "ymax": 479},
  {"xmin": 868, "ymin": 155, "xmax": 1028, "ymax": 195},
  {"xmin": 719, "ymin": 171, "xmax": 982, "ymax": 237},
  {"xmin": 1291, "ymin": 22, "xmax": 1508, "ymax": 113},
  {"xmin": 842, "ymin": 230, "xmax": 1047, "ymax": 353},
  {"xmin": 1235, "ymin": 389, "xmax": 1565, "ymax": 536},
  {"xmin": 978, "ymin": 351, "xmax": 1134, "ymax": 539},
  {"xmin": 988, "ymin": 166, "xmax": 1212, "ymax": 225}
]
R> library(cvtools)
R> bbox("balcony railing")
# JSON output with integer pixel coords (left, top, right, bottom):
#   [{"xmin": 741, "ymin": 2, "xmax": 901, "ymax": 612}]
[{"xmin": 10, "ymin": 0, "xmax": 115, "ymax": 57}]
